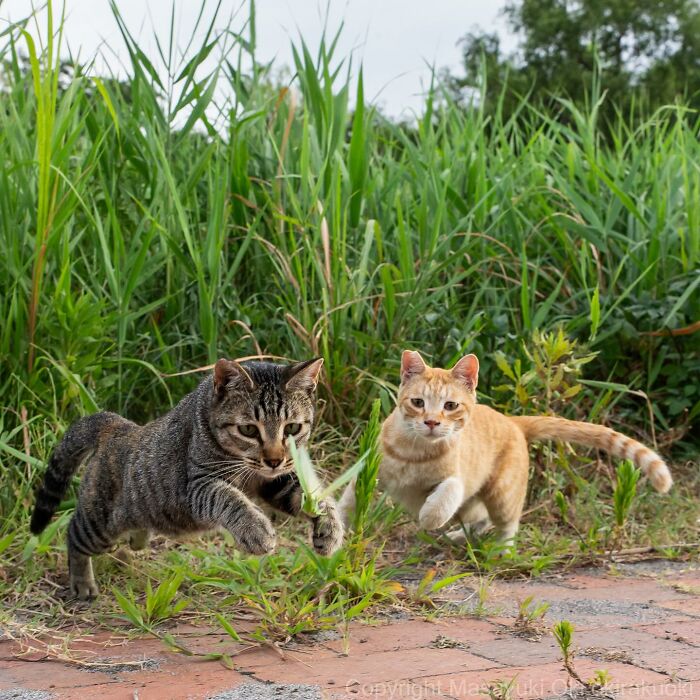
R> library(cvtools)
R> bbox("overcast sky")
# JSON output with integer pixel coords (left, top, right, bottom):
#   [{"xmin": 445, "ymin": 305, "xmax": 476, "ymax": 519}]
[{"xmin": 1, "ymin": 0, "xmax": 513, "ymax": 117}]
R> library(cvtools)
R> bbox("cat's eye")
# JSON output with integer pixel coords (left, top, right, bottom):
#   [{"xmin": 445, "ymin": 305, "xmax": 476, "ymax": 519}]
[
  {"xmin": 411, "ymin": 398, "xmax": 424, "ymax": 408},
  {"xmin": 238, "ymin": 424, "xmax": 259, "ymax": 438},
  {"xmin": 284, "ymin": 423, "xmax": 302, "ymax": 436},
  {"xmin": 444, "ymin": 401, "xmax": 459, "ymax": 411}
]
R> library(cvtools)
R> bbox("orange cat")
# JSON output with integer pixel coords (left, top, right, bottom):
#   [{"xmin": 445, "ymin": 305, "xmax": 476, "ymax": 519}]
[{"xmin": 339, "ymin": 351, "xmax": 672, "ymax": 544}]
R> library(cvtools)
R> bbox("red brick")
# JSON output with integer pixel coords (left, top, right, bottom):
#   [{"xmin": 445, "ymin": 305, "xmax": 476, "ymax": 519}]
[
  {"xmin": 577, "ymin": 626, "xmax": 700, "ymax": 681},
  {"xmin": 248, "ymin": 646, "xmax": 502, "ymax": 687},
  {"xmin": 615, "ymin": 681, "xmax": 699, "ymax": 699},
  {"xmin": 51, "ymin": 671, "xmax": 250, "ymax": 700},
  {"xmin": 551, "ymin": 574, "xmax": 630, "ymax": 590},
  {"xmin": 660, "ymin": 598, "xmax": 700, "ymax": 616},
  {"xmin": 410, "ymin": 660, "xmax": 669, "ymax": 699},
  {"xmin": 320, "ymin": 617, "xmax": 500, "ymax": 657},
  {"xmin": 637, "ymin": 619, "xmax": 700, "ymax": 647},
  {"xmin": 3, "ymin": 567, "xmax": 698, "ymax": 699},
  {"xmin": 464, "ymin": 634, "xmax": 562, "ymax": 667},
  {"xmin": 318, "ymin": 619, "xmax": 448, "ymax": 655}
]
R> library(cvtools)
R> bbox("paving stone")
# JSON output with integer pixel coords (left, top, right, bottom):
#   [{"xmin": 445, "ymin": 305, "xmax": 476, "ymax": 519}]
[
  {"xmin": 3, "ymin": 565, "xmax": 699, "ymax": 698},
  {"xmin": 245, "ymin": 646, "xmax": 502, "ymax": 687},
  {"xmin": 546, "ymin": 574, "xmax": 633, "ymax": 590},
  {"xmin": 450, "ymin": 577, "xmax": 694, "ymax": 628},
  {"xmin": 637, "ymin": 619, "xmax": 700, "ymax": 647},
  {"xmin": 466, "ymin": 634, "xmax": 562, "ymax": 666},
  {"xmin": 659, "ymin": 598, "xmax": 700, "ymax": 618},
  {"xmin": 0, "ymin": 658, "xmax": 114, "ymax": 692},
  {"xmin": 559, "ymin": 581, "xmax": 685, "ymax": 604},
  {"xmin": 665, "ymin": 577, "xmax": 700, "ymax": 591},
  {"xmin": 319, "ymin": 618, "xmax": 499, "ymax": 656},
  {"xmin": 612, "ymin": 561, "xmax": 700, "ymax": 579},
  {"xmin": 411, "ymin": 661, "xmax": 670, "ymax": 699},
  {"xmin": 316, "ymin": 619, "xmax": 444, "ymax": 655},
  {"xmin": 577, "ymin": 626, "xmax": 700, "ymax": 681},
  {"xmin": 614, "ymin": 681, "xmax": 699, "ymax": 698},
  {"xmin": 543, "ymin": 598, "xmax": 688, "ymax": 628}
]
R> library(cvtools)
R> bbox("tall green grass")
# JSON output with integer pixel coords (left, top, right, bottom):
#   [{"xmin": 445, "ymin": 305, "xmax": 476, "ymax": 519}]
[{"xmin": 0, "ymin": 1, "xmax": 698, "ymax": 526}]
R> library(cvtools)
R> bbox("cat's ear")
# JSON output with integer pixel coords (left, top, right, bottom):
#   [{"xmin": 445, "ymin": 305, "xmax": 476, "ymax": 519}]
[
  {"xmin": 213, "ymin": 358, "xmax": 254, "ymax": 394},
  {"xmin": 401, "ymin": 350, "xmax": 427, "ymax": 383},
  {"xmin": 285, "ymin": 357, "xmax": 324, "ymax": 392},
  {"xmin": 451, "ymin": 354, "xmax": 479, "ymax": 391}
]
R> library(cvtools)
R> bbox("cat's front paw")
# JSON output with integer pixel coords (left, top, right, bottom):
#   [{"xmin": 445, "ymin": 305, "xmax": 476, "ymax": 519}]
[
  {"xmin": 418, "ymin": 499, "xmax": 453, "ymax": 531},
  {"xmin": 234, "ymin": 509, "xmax": 277, "ymax": 555},
  {"xmin": 312, "ymin": 501, "xmax": 344, "ymax": 555}
]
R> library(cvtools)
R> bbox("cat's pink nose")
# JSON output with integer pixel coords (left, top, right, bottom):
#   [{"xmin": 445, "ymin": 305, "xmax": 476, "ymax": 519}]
[{"xmin": 424, "ymin": 419, "xmax": 440, "ymax": 430}]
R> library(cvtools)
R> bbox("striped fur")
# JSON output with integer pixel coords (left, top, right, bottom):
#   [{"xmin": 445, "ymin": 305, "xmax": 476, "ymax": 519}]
[
  {"xmin": 31, "ymin": 358, "xmax": 343, "ymax": 600},
  {"xmin": 30, "ymin": 412, "xmax": 122, "ymax": 536},
  {"xmin": 510, "ymin": 416, "xmax": 672, "ymax": 493}
]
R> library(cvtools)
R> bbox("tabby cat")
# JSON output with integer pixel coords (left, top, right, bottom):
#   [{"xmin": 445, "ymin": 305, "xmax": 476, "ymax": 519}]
[
  {"xmin": 31, "ymin": 358, "xmax": 344, "ymax": 599},
  {"xmin": 339, "ymin": 350, "xmax": 672, "ymax": 544}
]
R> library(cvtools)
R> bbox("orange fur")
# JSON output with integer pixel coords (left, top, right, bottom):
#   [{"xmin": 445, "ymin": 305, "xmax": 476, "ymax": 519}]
[{"xmin": 338, "ymin": 351, "xmax": 672, "ymax": 544}]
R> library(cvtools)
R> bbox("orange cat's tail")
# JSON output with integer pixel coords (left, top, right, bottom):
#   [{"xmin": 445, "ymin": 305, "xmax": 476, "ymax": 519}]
[{"xmin": 510, "ymin": 416, "xmax": 673, "ymax": 493}]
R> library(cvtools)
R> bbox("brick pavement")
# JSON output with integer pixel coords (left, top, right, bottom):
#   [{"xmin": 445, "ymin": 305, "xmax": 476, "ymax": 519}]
[{"xmin": 1, "ymin": 560, "xmax": 698, "ymax": 699}]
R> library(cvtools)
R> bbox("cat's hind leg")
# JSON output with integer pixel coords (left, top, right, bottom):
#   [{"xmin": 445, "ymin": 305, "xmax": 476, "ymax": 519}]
[
  {"xmin": 446, "ymin": 498, "xmax": 492, "ymax": 543},
  {"xmin": 479, "ymin": 437, "xmax": 529, "ymax": 548},
  {"xmin": 67, "ymin": 507, "xmax": 114, "ymax": 600},
  {"xmin": 68, "ymin": 548, "xmax": 98, "ymax": 600}
]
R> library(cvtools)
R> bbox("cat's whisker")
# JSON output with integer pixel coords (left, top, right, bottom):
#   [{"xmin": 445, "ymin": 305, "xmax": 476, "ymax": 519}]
[
  {"xmin": 192, "ymin": 465, "xmax": 252, "ymax": 484},
  {"xmin": 196, "ymin": 459, "xmax": 247, "ymax": 467},
  {"xmin": 202, "ymin": 465, "xmax": 252, "ymax": 481},
  {"xmin": 239, "ymin": 466, "xmax": 259, "ymax": 491}
]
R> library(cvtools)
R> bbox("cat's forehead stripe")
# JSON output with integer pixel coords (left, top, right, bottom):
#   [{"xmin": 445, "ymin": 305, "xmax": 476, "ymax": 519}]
[
  {"xmin": 260, "ymin": 383, "xmax": 282, "ymax": 418},
  {"xmin": 417, "ymin": 376, "xmax": 452, "ymax": 399}
]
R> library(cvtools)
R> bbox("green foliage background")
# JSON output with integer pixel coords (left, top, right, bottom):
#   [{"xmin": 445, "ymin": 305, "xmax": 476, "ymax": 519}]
[
  {"xmin": 0, "ymin": 1, "xmax": 698, "ymax": 528},
  {"xmin": 451, "ymin": 0, "xmax": 700, "ymax": 124}
]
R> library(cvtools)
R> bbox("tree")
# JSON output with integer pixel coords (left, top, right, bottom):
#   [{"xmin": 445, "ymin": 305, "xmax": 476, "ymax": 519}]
[{"xmin": 449, "ymin": 0, "xmax": 700, "ymax": 120}]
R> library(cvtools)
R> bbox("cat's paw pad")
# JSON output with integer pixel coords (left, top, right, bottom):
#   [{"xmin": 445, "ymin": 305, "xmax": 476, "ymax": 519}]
[
  {"xmin": 312, "ymin": 502, "xmax": 344, "ymax": 555},
  {"xmin": 70, "ymin": 577, "xmax": 99, "ymax": 601},
  {"xmin": 418, "ymin": 501, "xmax": 452, "ymax": 530},
  {"xmin": 235, "ymin": 511, "xmax": 277, "ymax": 555}
]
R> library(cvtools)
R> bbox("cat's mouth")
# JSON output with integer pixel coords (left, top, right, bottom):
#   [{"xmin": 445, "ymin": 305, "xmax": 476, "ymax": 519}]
[
  {"xmin": 418, "ymin": 427, "xmax": 450, "ymax": 441},
  {"xmin": 257, "ymin": 460, "xmax": 292, "ymax": 478}
]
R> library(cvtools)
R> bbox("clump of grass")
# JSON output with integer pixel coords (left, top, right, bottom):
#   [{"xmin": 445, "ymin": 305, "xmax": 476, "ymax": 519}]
[
  {"xmin": 613, "ymin": 460, "xmax": 641, "ymax": 529},
  {"xmin": 353, "ymin": 399, "xmax": 382, "ymax": 535},
  {"xmin": 113, "ymin": 573, "xmax": 188, "ymax": 628},
  {"xmin": 553, "ymin": 620, "xmax": 610, "ymax": 691},
  {"xmin": 513, "ymin": 595, "xmax": 550, "ymax": 638},
  {"xmin": 481, "ymin": 677, "xmax": 517, "ymax": 700}
]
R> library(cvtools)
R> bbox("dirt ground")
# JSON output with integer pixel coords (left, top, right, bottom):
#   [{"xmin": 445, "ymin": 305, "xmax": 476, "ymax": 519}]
[{"xmin": 1, "ymin": 559, "xmax": 699, "ymax": 699}]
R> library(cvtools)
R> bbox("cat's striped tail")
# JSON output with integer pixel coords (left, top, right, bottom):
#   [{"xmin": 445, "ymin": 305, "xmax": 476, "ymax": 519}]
[
  {"xmin": 510, "ymin": 416, "xmax": 672, "ymax": 493},
  {"xmin": 30, "ymin": 412, "xmax": 121, "ymax": 535}
]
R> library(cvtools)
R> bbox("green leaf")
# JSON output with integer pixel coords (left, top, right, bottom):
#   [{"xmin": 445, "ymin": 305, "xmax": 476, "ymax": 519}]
[{"xmin": 216, "ymin": 614, "xmax": 242, "ymax": 642}]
